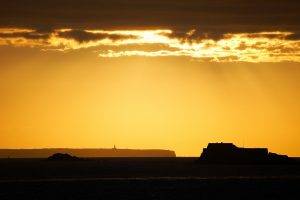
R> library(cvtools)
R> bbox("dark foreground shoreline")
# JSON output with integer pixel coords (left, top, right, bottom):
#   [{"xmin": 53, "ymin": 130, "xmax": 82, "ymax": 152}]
[
  {"xmin": 0, "ymin": 158, "xmax": 299, "ymax": 199},
  {"xmin": 1, "ymin": 177, "xmax": 300, "ymax": 200}
]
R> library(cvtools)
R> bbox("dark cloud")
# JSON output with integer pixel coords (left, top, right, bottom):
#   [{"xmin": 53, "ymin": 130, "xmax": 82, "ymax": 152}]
[
  {"xmin": 243, "ymin": 33, "xmax": 289, "ymax": 39},
  {"xmin": 0, "ymin": 29, "xmax": 137, "ymax": 43},
  {"xmin": 0, "ymin": 0, "xmax": 300, "ymax": 40},
  {"xmin": 57, "ymin": 30, "xmax": 137, "ymax": 43},
  {"xmin": 165, "ymin": 30, "xmax": 227, "ymax": 42},
  {"xmin": 286, "ymin": 33, "xmax": 300, "ymax": 40},
  {"xmin": 0, "ymin": 31, "xmax": 49, "ymax": 40}
]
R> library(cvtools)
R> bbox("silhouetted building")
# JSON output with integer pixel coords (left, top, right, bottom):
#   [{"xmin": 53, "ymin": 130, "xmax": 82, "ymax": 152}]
[{"xmin": 198, "ymin": 143, "xmax": 292, "ymax": 164}]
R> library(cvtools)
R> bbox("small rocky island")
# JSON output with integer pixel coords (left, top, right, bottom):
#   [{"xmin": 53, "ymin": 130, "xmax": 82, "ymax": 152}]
[
  {"xmin": 47, "ymin": 153, "xmax": 81, "ymax": 161},
  {"xmin": 198, "ymin": 143, "xmax": 294, "ymax": 164}
]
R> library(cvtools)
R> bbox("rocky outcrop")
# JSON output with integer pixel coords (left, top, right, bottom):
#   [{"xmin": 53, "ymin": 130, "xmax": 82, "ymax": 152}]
[
  {"xmin": 47, "ymin": 153, "xmax": 81, "ymax": 161},
  {"xmin": 198, "ymin": 143, "xmax": 294, "ymax": 164}
]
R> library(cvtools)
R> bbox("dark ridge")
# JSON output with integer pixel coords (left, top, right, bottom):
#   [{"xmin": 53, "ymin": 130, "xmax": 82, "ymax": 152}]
[
  {"xmin": 0, "ymin": 148, "xmax": 176, "ymax": 158},
  {"xmin": 198, "ymin": 143, "xmax": 295, "ymax": 164}
]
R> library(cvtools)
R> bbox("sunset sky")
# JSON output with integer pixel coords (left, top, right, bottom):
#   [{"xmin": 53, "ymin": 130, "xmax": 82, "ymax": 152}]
[{"xmin": 0, "ymin": 0, "xmax": 300, "ymax": 156}]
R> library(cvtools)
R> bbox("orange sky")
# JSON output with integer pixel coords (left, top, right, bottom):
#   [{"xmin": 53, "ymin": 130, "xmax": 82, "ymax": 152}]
[
  {"xmin": 0, "ymin": 1, "xmax": 300, "ymax": 156},
  {"xmin": 0, "ymin": 45, "xmax": 300, "ymax": 156}
]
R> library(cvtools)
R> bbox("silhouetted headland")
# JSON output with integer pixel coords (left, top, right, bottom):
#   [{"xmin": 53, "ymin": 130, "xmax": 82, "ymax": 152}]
[
  {"xmin": 0, "ymin": 148, "xmax": 176, "ymax": 158},
  {"xmin": 47, "ymin": 153, "xmax": 81, "ymax": 161},
  {"xmin": 198, "ymin": 143, "xmax": 294, "ymax": 164}
]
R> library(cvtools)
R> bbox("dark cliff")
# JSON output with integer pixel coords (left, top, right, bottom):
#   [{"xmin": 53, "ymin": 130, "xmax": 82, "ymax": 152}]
[{"xmin": 0, "ymin": 148, "xmax": 176, "ymax": 158}]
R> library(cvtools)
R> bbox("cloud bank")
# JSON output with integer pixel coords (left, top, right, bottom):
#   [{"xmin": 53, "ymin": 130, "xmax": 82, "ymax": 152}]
[
  {"xmin": 1, "ymin": 28, "xmax": 299, "ymax": 62},
  {"xmin": 0, "ymin": 0, "xmax": 300, "ymax": 62},
  {"xmin": 1, "ymin": 0, "xmax": 299, "ymax": 34}
]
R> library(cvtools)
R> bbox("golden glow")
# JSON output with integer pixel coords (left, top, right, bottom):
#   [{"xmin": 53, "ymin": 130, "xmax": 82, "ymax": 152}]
[
  {"xmin": 1, "ymin": 28, "xmax": 300, "ymax": 157},
  {"xmin": 0, "ymin": 28, "xmax": 300, "ymax": 62}
]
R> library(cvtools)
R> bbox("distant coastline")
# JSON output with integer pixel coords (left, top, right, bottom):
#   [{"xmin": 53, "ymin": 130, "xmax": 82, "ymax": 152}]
[{"xmin": 0, "ymin": 148, "xmax": 176, "ymax": 158}]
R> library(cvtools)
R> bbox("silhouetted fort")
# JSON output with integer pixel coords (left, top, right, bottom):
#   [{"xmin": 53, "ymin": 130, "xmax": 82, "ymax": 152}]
[
  {"xmin": 198, "ymin": 143, "xmax": 293, "ymax": 164},
  {"xmin": 0, "ymin": 148, "xmax": 176, "ymax": 158}
]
